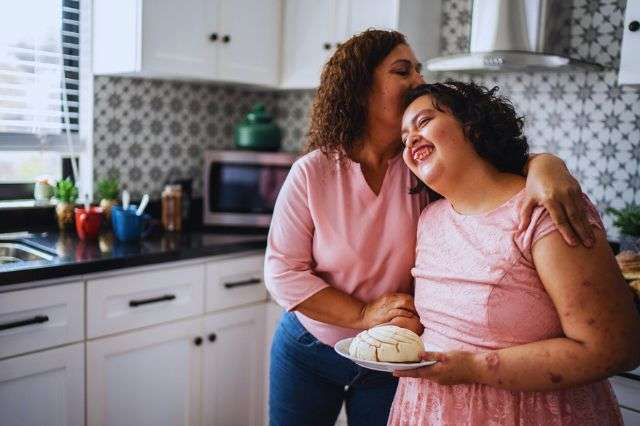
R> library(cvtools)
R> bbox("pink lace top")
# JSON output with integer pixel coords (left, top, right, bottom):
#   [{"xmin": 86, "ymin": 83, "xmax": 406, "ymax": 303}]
[{"xmin": 388, "ymin": 189, "xmax": 622, "ymax": 426}]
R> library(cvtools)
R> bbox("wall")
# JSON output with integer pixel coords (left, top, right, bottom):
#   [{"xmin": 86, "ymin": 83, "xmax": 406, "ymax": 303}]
[{"xmin": 93, "ymin": 0, "xmax": 639, "ymax": 236}]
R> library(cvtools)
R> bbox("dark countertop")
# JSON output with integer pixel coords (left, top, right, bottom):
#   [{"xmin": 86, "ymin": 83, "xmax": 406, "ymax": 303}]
[{"xmin": 0, "ymin": 228, "xmax": 267, "ymax": 287}]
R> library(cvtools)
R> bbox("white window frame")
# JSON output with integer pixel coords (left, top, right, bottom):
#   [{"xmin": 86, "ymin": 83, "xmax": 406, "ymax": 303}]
[{"xmin": 0, "ymin": 0, "xmax": 94, "ymax": 200}]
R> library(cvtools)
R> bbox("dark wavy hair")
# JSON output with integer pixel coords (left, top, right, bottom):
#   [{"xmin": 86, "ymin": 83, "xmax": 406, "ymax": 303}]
[
  {"xmin": 306, "ymin": 29, "xmax": 407, "ymax": 160},
  {"xmin": 405, "ymin": 80, "xmax": 529, "ymax": 194}
]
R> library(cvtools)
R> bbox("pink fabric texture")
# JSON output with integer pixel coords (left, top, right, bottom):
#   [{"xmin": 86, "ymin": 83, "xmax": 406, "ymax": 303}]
[
  {"xmin": 264, "ymin": 150, "xmax": 427, "ymax": 346},
  {"xmin": 388, "ymin": 189, "xmax": 623, "ymax": 426}
]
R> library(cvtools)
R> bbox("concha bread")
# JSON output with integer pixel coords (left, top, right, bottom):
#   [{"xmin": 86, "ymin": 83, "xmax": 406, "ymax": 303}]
[{"xmin": 349, "ymin": 324, "xmax": 424, "ymax": 362}]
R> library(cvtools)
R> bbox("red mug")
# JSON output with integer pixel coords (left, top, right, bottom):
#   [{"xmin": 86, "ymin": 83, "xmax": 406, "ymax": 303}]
[{"xmin": 75, "ymin": 207, "xmax": 103, "ymax": 240}]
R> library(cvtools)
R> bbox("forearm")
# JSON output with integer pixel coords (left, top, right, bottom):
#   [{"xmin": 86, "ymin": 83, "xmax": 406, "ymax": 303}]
[
  {"xmin": 471, "ymin": 337, "xmax": 623, "ymax": 392},
  {"xmin": 293, "ymin": 287, "xmax": 368, "ymax": 330},
  {"xmin": 523, "ymin": 152, "xmax": 563, "ymax": 175}
]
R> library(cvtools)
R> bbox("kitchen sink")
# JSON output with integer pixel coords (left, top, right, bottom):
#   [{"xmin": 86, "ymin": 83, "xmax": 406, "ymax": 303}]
[{"xmin": 0, "ymin": 242, "xmax": 55, "ymax": 265}]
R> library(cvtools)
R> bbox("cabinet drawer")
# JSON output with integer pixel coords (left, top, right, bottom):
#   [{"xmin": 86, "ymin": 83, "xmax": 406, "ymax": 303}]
[
  {"xmin": 205, "ymin": 254, "xmax": 267, "ymax": 312},
  {"xmin": 87, "ymin": 264, "xmax": 204, "ymax": 338},
  {"xmin": 0, "ymin": 282, "xmax": 84, "ymax": 359},
  {"xmin": 611, "ymin": 376, "xmax": 640, "ymax": 411},
  {"xmin": 621, "ymin": 407, "xmax": 640, "ymax": 425}
]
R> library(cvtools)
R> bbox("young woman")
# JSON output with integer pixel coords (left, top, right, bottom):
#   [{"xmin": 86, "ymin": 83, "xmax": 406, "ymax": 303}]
[
  {"xmin": 265, "ymin": 29, "xmax": 595, "ymax": 426},
  {"xmin": 389, "ymin": 81, "xmax": 640, "ymax": 425}
]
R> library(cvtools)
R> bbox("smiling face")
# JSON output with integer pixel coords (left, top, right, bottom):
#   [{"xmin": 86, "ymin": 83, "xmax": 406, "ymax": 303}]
[
  {"xmin": 367, "ymin": 44, "xmax": 425, "ymax": 142},
  {"xmin": 401, "ymin": 95, "xmax": 476, "ymax": 189}
]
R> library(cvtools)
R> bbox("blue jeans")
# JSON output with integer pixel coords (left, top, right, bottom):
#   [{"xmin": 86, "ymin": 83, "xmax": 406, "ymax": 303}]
[{"xmin": 269, "ymin": 312, "xmax": 398, "ymax": 426}]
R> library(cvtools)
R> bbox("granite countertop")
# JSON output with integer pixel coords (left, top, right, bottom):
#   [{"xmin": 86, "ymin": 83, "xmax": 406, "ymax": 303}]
[{"xmin": 0, "ymin": 228, "xmax": 267, "ymax": 287}]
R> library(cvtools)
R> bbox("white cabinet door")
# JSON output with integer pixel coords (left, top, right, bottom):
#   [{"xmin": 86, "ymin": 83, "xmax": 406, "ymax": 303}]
[
  {"xmin": 141, "ymin": 0, "xmax": 218, "ymax": 78},
  {"xmin": 218, "ymin": 0, "xmax": 281, "ymax": 86},
  {"xmin": 619, "ymin": 0, "xmax": 640, "ymax": 84},
  {"xmin": 202, "ymin": 304, "xmax": 266, "ymax": 426},
  {"xmin": 0, "ymin": 343, "xmax": 84, "ymax": 426},
  {"xmin": 338, "ymin": 0, "xmax": 398, "ymax": 42},
  {"xmin": 87, "ymin": 318, "xmax": 202, "ymax": 426},
  {"xmin": 281, "ymin": 0, "xmax": 335, "ymax": 88}
]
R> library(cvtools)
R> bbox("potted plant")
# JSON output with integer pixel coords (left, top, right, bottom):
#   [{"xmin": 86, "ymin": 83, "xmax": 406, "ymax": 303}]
[
  {"xmin": 97, "ymin": 178, "xmax": 119, "ymax": 225},
  {"xmin": 607, "ymin": 204, "xmax": 640, "ymax": 252},
  {"xmin": 54, "ymin": 177, "xmax": 79, "ymax": 230}
]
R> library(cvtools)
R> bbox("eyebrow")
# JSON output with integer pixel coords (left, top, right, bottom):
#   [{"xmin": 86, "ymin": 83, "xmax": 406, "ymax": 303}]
[{"xmin": 390, "ymin": 59, "xmax": 423, "ymax": 71}]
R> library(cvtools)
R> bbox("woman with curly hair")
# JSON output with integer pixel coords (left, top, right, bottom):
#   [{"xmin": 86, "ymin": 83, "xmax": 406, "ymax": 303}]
[
  {"xmin": 388, "ymin": 81, "xmax": 640, "ymax": 425},
  {"xmin": 265, "ymin": 29, "xmax": 595, "ymax": 426}
]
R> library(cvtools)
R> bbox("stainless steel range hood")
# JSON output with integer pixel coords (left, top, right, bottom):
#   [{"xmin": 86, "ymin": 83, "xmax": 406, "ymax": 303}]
[{"xmin": 426, "ymin": 0, "xmax": 602, "ymax": 72}]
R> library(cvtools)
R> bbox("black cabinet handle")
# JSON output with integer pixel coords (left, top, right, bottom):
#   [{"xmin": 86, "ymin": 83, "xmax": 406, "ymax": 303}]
[
  {"xmin": 223, "ymin": 278, "xmax": 261, "ymax": 289},
  {"xmin": 209, "ymin": 32, "xmax": 218, "ymax": 41},
  {"xmin": 208, "ymin": 333, "xmax": 217, "ymax": 343},
  {"xmin": 222, "ymin": 35, "xmax": 231, "ymax": 43},
  {"xmin": 194, "ymin": 336, "xmax": 203, "ymax": 346},
  {"xmin": 129, "ymin": 294, "xmax": 176, "ymax": 307},
  {"xmin": 630, "ymin": 21, "xmax": 640, "ymax": 32},
  {"xmin": 323, "ymin": 42, "xmax": 332, "ymax": 50},
  {"xmin": 0, "ymin": 315, "xmax": 49, "ymax": 331}
]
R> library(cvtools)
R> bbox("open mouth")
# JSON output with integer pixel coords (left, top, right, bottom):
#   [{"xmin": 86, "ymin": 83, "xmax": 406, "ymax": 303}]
[{"xmin": 411, "ymin": 142, "xmax": 435, "ymax": 162}]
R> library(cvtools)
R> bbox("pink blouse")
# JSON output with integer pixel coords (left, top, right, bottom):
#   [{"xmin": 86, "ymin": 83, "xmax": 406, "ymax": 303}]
[{"xmin": 264, "ymin": 150, "xmax": 427, "ymax": 346}]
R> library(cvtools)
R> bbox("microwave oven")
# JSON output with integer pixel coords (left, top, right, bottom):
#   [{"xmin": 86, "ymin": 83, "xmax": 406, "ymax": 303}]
[{"xmin": 203, "ymin": 150, "xmax": 297, "ymax": 227}]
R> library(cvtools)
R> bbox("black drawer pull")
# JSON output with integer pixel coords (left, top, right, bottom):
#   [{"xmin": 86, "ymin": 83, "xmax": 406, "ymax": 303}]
[
  {"xmin": 223, "ymin": 278, "xmax": 261, "ymax": 289},
  {"xmin": 129, "ymin": 294, "xmax": 176, "ymax": 307},
  {"xmin": 0, "ymin": 315, "xmax": 49, "ymax": 331}
]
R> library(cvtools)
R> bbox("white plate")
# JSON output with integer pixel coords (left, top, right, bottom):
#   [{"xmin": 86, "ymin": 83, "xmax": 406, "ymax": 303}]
[{"xmin": 334, "ymin": 338, "xmax": 437, "ymax": 372}]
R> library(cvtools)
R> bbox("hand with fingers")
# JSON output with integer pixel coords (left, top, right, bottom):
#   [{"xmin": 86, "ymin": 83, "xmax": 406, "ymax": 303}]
[
  {"xmin": 519, "ymin": 154, "xmax": 595, "ymax": 247},
  {"xmin": 360, "ymin": 293, "xmax": 424, "ymax": 335},
  {"xmin": 393, "ymin": 351, "xmax": 476, "ymax": 385}
]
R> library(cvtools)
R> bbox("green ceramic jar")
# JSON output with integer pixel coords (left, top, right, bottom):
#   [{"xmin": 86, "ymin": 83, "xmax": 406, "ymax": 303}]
[{"xmin": 234, "ymin": 104, "xmax": 282, "ymax": 151}]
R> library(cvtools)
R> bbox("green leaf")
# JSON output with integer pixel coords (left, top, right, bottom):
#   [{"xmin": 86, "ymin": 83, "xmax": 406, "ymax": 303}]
[
  {"xmin": 53, "ymin": 177, "xmax": 79, "ymax": 203},
  {"xmin": 96, "ymin": 178, "xmax": 119, "ymax": 200},
  {"xmin": 607, "ymin": 204, "xmax": 640, "ymax": 237}
]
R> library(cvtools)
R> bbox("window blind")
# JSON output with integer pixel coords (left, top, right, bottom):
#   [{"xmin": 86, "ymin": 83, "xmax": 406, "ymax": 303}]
[{"xmin": 0, "ymin": 0, "xmax": 80, "ymax": 145}]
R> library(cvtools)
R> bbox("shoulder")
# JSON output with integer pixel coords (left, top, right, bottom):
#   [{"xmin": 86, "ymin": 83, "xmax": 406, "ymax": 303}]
[{"xmin": 417, "ymin": 198, "xmax": 448, "ymax": 227}]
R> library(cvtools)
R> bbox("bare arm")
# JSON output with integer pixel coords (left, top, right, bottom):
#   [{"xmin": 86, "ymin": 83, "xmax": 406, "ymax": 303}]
[
  {"xmin": 295, "ymin": 287, "xmax": 422, "ymax": 333},
  {"xmin": 469, "ymin": 227, "xmax": 640, "ymax": 391}
]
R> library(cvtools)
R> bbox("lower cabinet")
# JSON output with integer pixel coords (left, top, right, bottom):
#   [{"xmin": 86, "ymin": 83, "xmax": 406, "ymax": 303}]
[
  {"xmin": 87, "ymin": 303, "xmax": 267, "ymax": 426},
  {"xmin": 202, "ymin": 304, "xmax": 265, "ymax": 426},
  {"xmin": 0, "ymin": 343, "xmax": 85, "ymax": 426},
  {"xmin": 87, "ymin": 318, "xmax": 202, "ymax": 426}
]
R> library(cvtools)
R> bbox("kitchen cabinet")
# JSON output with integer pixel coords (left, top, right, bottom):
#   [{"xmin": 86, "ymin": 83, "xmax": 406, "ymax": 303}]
[
  {"xmin": 619, "ymin": 0, "xmax": 640, "ymax": 85},
  {"xmin": 0, "ymin": 281, "xmax": 84, "ymax": 359},
  {"xmin": 87, "ymin": 317, "xmax": 203, "ymax": 426},
  {"xmin": 86, "ymin": 263, "xmax": 204, "ymax": 339},
  {"xmin": 93, "ymin": 0, "xmax": 281, "ymax": 86},
  {"xmin": 0, "ymin": 343, "xmax": 85, "ymax": 426},
  {"xmin": 202, "ymin": 304, "xmax": 266, "ymax": 426},
  {"xmin": 280, "ymin": 0, "xmax": 441, "ymax": 88}
]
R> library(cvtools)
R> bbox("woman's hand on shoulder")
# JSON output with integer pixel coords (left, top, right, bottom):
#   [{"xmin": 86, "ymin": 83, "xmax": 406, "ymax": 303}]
[{"xmin": 520, "ymin": 153, "xmax": 594, "ymax": 247}]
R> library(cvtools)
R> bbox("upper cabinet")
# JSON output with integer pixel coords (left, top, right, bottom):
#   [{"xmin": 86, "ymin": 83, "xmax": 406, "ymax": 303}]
[
  {"xmin": 93, "ymin": 0, "xmax": 281, "ymax": 87},
  {"xmin": 281, "ymin": 0, "xmax": 442, "ymax": 89},
  {"xmin": 619, "ymin": 0, "xmax": 640, "ymax": 85}
]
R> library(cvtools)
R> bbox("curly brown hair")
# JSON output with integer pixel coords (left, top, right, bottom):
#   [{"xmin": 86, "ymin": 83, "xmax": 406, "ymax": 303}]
[{"xmin": 306, "ymin": 29, "xmax": 407, "ymax": 160}]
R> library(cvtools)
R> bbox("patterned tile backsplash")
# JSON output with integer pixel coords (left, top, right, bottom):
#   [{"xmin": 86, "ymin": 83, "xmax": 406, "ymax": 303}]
[{"xmin": 94, "ymin": 0, "xmax": 639, "ymax": 237}]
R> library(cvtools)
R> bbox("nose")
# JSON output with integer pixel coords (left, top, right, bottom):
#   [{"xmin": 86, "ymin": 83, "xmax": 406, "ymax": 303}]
[
  {"xmin": 405, "ymin": 132, "xmax": 421, "ymax": 148},
  {"xmin": 410, "ymin": 68, "xmax": 425, "ymax": 89}
]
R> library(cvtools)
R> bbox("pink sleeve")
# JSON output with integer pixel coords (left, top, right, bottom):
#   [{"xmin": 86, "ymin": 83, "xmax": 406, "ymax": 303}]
[
  {"xmin": 264, "ymin": 161, "xmax": 330, "ymax": 311},
  {"xmin": 516, "ymin": 194, "xmax": 604, "ymax": 264}
]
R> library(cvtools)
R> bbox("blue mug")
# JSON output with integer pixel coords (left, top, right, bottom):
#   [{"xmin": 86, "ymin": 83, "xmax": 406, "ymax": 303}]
[{"xmin": 111, "ymin": 205, "xmax": 152, "ymax": 242}]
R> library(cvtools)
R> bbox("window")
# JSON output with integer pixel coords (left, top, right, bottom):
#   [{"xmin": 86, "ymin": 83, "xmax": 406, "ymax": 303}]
[{"xmin": 0, "ymin": 0, "xmax": 91, "ymax": 201}]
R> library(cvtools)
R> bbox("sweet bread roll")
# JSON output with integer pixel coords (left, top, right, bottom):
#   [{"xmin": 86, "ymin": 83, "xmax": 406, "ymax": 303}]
[
  {"xmin": 617, "ymin": 251, "xmax": 640, "ymax": 280},
  {"xmin": 349, "ymin": 324, "xmax": 424, "ymax": 363}
]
